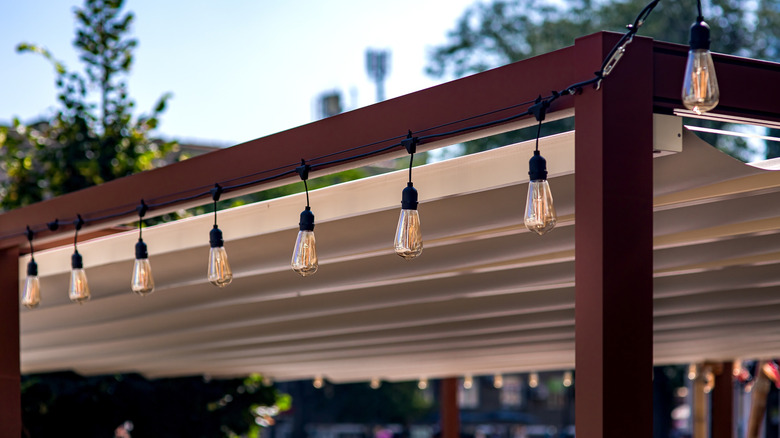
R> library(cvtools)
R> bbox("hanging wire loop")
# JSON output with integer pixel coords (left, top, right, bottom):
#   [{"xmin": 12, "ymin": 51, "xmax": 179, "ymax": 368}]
[
  {"xmin": 296, "ymin": 159, "xmax": 312, "ymax": 208},
  {"xmin": 73, "ymin": 214, "xmax": 84, "ymax": 249},
  {"xmin": 26, "ymin": 226, "xmax": 35, "ymax": 258}
]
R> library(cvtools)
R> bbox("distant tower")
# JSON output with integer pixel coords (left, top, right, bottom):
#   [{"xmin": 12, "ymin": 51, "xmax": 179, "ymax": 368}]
[
  {"xmin": 366, "ymin": 49, "xmax": 390, "ymax": 102},
  {"xmin": 316, "ymin": 90, "xmax": 343, "ymax": 120}
]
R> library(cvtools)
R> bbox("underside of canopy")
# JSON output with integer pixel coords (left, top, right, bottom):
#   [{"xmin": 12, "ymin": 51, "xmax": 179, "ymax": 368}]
[{"xmin": 18, "ymin": 126, "xmax": 780, "ymax": 383}]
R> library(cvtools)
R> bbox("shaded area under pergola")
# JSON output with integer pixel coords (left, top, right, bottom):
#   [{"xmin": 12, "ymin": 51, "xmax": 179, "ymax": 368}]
[{"xmin": 1, "ymin": 32, "xmax": 779, "ymax": 438}]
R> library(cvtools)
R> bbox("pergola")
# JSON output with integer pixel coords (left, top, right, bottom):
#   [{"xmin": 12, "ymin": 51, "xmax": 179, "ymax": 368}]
[{"xmin": 2, "ymin": 32, "xmax": 780, "ymax": 437}]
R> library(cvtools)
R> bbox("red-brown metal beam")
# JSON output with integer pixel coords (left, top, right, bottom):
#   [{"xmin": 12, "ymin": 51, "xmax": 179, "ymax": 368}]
[
  {"xmin": 712, "ymin": 362, "xmax": 734, "ymax": 438},
  {"xmin": 440, "ymin": 377, "xmax": 460, "ymax": 438},
  {"xmin": 0, "ymin": 247, "xmax": 21, "ymax": 438},
  {"xmin": 574, "ymin": 33, "xmax": 654, "ymax": 438}
]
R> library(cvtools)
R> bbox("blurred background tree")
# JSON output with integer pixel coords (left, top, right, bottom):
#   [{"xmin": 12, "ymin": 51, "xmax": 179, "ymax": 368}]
[
  {"xmin": 0, "ymin": 0, "xmax": 177, "ymax": 211},
  {"xmin": 426, "ymin": 0, "xmax": 780, "ymax": 159},
  {"xmin": 21, "ymin": 372, "xmax": 289, "ymax": 438}
]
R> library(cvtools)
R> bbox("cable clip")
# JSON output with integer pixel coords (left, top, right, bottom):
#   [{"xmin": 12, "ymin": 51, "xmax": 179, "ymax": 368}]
[
  {"xmin": 48, "ymin": 219, "xmax": 59, "ymax": 232},
  {"xmin": 74, "ymin": 214, "xmax": 84, "ymax": 231},
  {"xmin": 401, "ymin": 130, "xmax": 419, "ymax": 155},
  {"xmin": 210, "ymin": 184, "xmax": 223, "ymax": 202},
  {"xmin": 296, "ymin": 159, "xmax": 311, "ymax": 181},
  {"xmin": 136, "ymin": 200, "xmax": 148, "ymax": 219},
  {"xmin": 529, "ymin": 96, "xmax": 550, "ymax": 123}
]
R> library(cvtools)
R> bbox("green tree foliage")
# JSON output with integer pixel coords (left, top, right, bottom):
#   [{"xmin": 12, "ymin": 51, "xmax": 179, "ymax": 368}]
[
  {"xmin": 0, "ymin": 0, "xmax": 177, "ymax": 210},
  {"xmin": 22, "ymin": 372, "xmax": 290, "ymax": 438},
  {"xmin": 426, "ymin": 0, "xmax": 780, "ymax": 159}
]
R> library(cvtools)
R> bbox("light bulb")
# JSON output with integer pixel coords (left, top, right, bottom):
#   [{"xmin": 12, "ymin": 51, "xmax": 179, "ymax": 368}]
[
  {"xmin": 370, "ymin": 377, "xmax": 382, "ymax": 389},
  {"xmin": 463, "ymin": 374, "xmax": 473, "ymax": 389},
  {"xmin": 688, "ymin": 363, "xmax": 697, "ymax": 380},
  {"xmin": 313, "ymin": 375, "xmax": 324, "ymax": 389},
  {"xmin": 22, "ymin": 259, "xmax": 40, "ymax": 309},
  {"xmin": 69, "ymin": 251, "xmax": 90, "ymax": 304},
  {"xmin": 682, "ymin": 20, "xmax": 719, "ymax": 115},
  {"xmin": 563, "ymin": 371, "xmax": 573, "ymax": 388},
  {"xmin": 208, "ymin": 225, "xmax": 233, "ymax": 287},
  {"xmin": 418, "ymin": 377, "xmax": 428, "ymax": 390},
  {"xmin": 291, "ymin": 206, "xmax": 318, "ymax": 277},
  {"xmin": 525, "ymin": 151, "xmax": 557, "ymax": 235},
  {"xmin": 131, "ymin": 239, "xmax": 154, "ymax": 295},
  {"xmin": 394, "ymin": 182, "xmax": 423, "ymax": 259},
  {"xmin": 529, "ymin": 372, "xmax": 539, "ymax": 388},
  {"xmin": 493, "ymin": 374, "xmax": 504, "ymax": 389}
]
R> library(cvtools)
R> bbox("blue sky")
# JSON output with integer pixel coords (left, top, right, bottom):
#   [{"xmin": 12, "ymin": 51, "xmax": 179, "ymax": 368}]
[{"xmin": 0, "ymin": 0, "xmax": 476, "ymax": 146}]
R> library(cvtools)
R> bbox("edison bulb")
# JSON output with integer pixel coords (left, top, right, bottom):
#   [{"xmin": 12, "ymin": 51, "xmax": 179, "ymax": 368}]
[
  {"xmin": 529, "ymin": 372, "xmax": 539, "ymax": 388},
  {"xmin": 292, "ymin": 230, "xmax": 318, "ymax": 276},
  {"xmin": 69, "ymin": 251, "xmax": 90, "ymax": 304},
  {"xmin": 131, "ymin": 258, "xmax": 154, "ymax": 295},
  {"xmin": 22, "ymin": 260, "xmax": 40, "ymax": 309},
  {"xmin": 131, "ymin": 239, "xmax": 154, "ymax": 296},
  {"xmin": 208, "ymin": 226, "xmax": 233, "ymax": 287},
  {"xmin": 395, "ymin": 209, "xmax": 423, "ymax": 259},
  {"xmin": 208, "ymin": 246, "xmax": 233, "ymax": 287},
  {"xmin": 525, "ymin": 150, "xmax": 557, "ymax": 235},
  {"xmin": 682, "ymin": 49, "xmax": 719, "ymax": 114},
  {"xmin": 525, "ymin": 180, "xmax": 557, "ymax": 235},
  {"xmin": 682, "ymin": 20, "xmax": 719, "ymax": 114},
  {"xmin": 395, "ymin": 182, "xmax": 423, "ymax": 259}
]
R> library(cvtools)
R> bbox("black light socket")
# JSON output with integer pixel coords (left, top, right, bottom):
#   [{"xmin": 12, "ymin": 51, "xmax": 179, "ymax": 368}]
[
  {"xmin": 71, "ymin": 251, "xmax": 83, "ymax": 269},
  {"xmin": 210, "ymin": 225, "xmax": 224, "ymax": 248},
  {"xmin": 529, "ymin": 150, "xmax": 548, "ymax": 181},
  {"xmin": 689, "ymin": 20, "xmax": 711, "ymax": 51},
  {"xmin": 27, "ymin": 259, "xmax": 38, "ymax": 277},
  {"xmin": 299, "ymin": 206, "xmax": 315, "ymax": 231},
  {"xmin": 135, "ymin": 239, "xmax": 149, "ymax": 260},
  {"xmin": 401, "ymin": 182, "xmax": 419, "ymax": 210}
]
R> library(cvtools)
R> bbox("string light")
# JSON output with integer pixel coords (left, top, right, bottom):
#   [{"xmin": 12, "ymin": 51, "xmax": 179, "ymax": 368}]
[
  {"xmin": 208, "ymin": 184, "xmax": 233, "ymax": 287},
  {"xmin": 370, "ymin": 377, "xmax": 382, "ymax": 389},
  {"xmin": 418, "ymin": 377, "xmax": 428, "ymax": 390},
  {"xmin": 69, "ymin": 215, "xmax": 90, "ymax": 304},
  {"xmin": 493, "ymin": 373, "xmax": 504, "ymax": 389},
  {"xmin": 703, "ymin": 367, "xmax": 715, "ymax": 394},
  {"xmin": 524, "ymin": 98, "xmax": 557, "ymax": 235},
  {"xmin": 313, "ymin": 375, "xmax": 324, "ymax": 389},
  {"xmin": 688, "ymin": 363, "xmax": 697, "ymax": 380},
  {"xmin": 131, "ymin": 201, "xmax": 154, "ymax": 296},
  {"xmin": 21, "ymin": 226, "xmax": 40, "ymax": 309},
  {"xmin": 529, "ymin": 372, "xmax": 539, "ymax": 388},
  {"xmin": 463, "ymin": 374, "xmax": 473, "ymax": 389},
  {"xmin": 292, "ymin": 160, "xmax": 318, "ymax": 277},
  {"xmin": 563, "ymin": 371, "xmax": 573, "ymax": 388},
  {"xmin": 682, "ymin": 0, "xmax": 719, "ymax": 114},
  {"xmin": 7, "ymin": 0, "xmax": 730, "ymax": 308},
  {"xmin": 395, "ymin": 132, "xmax": 423, "ymax": 259}
]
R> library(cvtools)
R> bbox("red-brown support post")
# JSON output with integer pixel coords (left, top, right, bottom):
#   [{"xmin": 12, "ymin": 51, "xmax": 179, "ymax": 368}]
[
  {"xmin": 440, "ymin": 377, "xmax": 460, "ymax": 438},
  {"xmin": 712, "ymin": 362, "xmax": 734, "ymax": 438},
  {"xmin": 0, "ymin": 247, "xmax": 21, "ymax": 437},
  {"xmin": 574, "ymin": 33, "xmax": 654, "ymax": 438}
]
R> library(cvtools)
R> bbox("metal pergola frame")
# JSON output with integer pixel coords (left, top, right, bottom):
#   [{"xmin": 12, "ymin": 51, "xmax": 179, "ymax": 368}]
[{"xmin": 1, "ymin": 31, "xmax": 779, "ymax": 437}]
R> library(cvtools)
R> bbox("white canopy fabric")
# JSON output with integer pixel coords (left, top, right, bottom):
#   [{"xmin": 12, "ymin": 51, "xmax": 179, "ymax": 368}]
[{"xmin": 19, "ymin": 127, "xmax": 780, "ymax": 383}]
